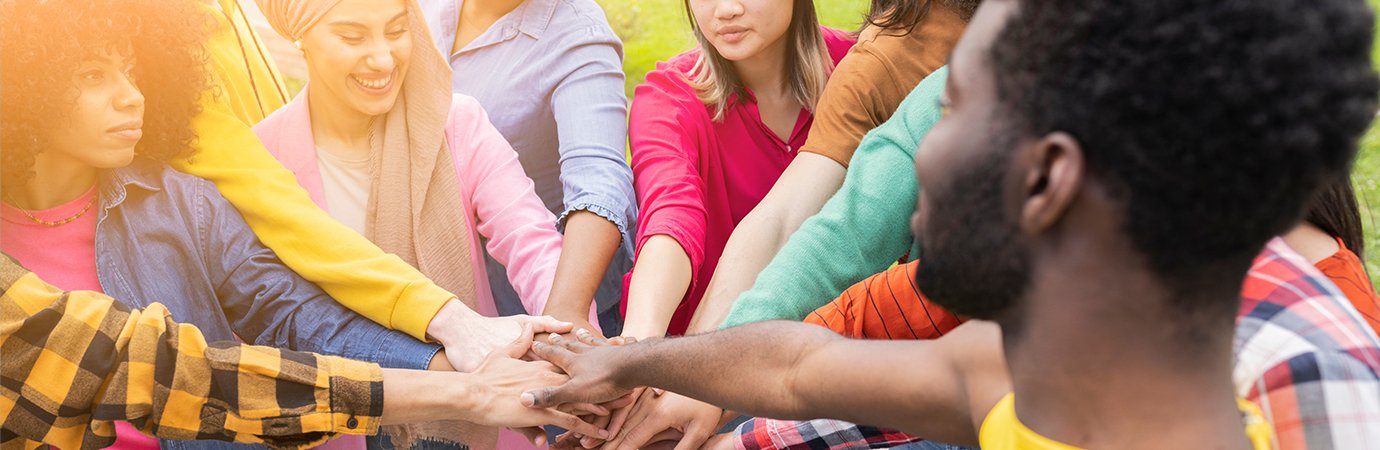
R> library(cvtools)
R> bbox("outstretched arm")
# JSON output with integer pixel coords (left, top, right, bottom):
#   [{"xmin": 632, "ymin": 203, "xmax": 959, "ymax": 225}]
[{"xmin": 524, "ymin": 321, "xmax": 1008, "ymax": 446}]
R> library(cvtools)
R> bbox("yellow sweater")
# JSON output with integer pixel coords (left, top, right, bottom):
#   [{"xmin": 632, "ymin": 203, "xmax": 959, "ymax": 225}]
[
  {"xmin": 170, "ymin": 0, "xmax": 452, "ymax": 340},
  {"xmin": 979, "ymin": 394, "xmax": 1275, "ymax": 450}
]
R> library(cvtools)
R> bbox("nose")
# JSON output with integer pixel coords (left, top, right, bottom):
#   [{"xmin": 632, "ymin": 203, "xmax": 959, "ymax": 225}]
[
  {"xmin": 714, "ymin": 0, "xmax": 744, "ymax": 20},
  {"xmin": 364, "ymin": 41, "xmax": 397, "ymax": 73},
  {"xmin": 114, "ymin": 71, "xmax": 144, "ymax": 111}
]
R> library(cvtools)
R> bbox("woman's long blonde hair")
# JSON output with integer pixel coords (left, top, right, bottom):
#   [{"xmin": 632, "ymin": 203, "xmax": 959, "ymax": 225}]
[{"xmin": 684, "ymin": 0, "xmax": 834, "ymax": 121}]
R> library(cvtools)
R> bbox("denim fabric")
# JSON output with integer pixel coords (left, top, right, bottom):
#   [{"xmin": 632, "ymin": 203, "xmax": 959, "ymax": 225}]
[{"xmin": 93, "ymin": 161, "xmax": 440, "ymax": 450}]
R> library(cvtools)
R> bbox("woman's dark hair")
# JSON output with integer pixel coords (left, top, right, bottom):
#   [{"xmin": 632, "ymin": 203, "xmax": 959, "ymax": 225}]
[
  {"xmin": 1, "ymin": 0, "xmax": 213, "ymax": 191},
  {"xmin": 864, "ymin": 0, "xmax": 982, "ymax": 34},
  {"xmin": 1307, "ymin": 175, "xmax": 1367, "ymax": 259}
]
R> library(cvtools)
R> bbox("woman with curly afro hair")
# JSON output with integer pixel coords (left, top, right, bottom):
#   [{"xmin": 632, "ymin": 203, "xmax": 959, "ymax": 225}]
[{"xmin": 0, "ymin": 1, "xmax": 465, "ymax": 448}]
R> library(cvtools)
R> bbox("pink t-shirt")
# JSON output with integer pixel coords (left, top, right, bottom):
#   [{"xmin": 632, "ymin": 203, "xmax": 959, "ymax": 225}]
[
  {"xmin": 625, "ymin": 27, "xmax": 856, "ymax": 335},
  {"xmin": 1, "ymin": 186, "xmax": 159, "ymax": 450}
]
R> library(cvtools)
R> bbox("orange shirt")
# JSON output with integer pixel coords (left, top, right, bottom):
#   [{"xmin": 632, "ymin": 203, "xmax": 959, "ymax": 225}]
[
  {"xmin": 1313, "ymin": 237, "xmax": 1380, "ymax": 334},
  {"xmin": 804, "ymin": 260, "xmax": 963, "ymax": 339}
]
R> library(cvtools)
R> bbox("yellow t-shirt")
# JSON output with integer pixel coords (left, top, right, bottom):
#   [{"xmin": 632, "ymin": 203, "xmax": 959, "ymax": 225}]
[{"xmin": 978, "ymin": 394, "xmax": 1275, "ymax": 450}]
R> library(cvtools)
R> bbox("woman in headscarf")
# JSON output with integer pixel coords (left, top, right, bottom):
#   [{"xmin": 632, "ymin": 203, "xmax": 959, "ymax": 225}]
[{"xmin": 251, "ymin": 0, "xmax": 600, "ymax": 448}]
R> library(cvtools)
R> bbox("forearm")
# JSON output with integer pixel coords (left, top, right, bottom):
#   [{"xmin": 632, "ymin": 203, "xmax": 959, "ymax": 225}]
[
  {"xmin": 609, "ymin": 321, "xmax": 841, "ymax": 419},
  {"xmin": 621, "ymin": 235, "xmax": 694, "ymax": 339},
  {"xmin": 544, "ymin": 211, "xmax": 622, "ymax": 325},
  {"xmin": 380, "ymin": 369, "xmax": 477, "ymax": 425}
]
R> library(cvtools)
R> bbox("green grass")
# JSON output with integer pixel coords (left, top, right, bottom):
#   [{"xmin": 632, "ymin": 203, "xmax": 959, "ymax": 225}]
[
  {"xmin": 1354, "ymin": 0, "xmax": 1380, "ymax": 284},
  {"xmin": 595, "ymin": 0, "xmax": 871, "ymax": 97}
]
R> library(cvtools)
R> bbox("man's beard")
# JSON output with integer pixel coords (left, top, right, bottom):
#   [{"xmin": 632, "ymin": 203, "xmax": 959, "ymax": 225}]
[{"xmin": 913, "ymin": 150, "xmax": 1032, "ymax": 321}]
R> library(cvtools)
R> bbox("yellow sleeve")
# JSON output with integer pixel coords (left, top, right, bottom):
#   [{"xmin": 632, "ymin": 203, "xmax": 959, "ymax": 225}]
[
  {"xmin": 0, "ymin": 263, "xmax": 385, "ymax": 450},
  {"xmin": 171, "ymin": 100, "xmax": 452, "ymax": 340}
]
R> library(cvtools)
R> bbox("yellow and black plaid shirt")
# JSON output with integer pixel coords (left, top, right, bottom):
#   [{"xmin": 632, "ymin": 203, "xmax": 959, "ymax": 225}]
[{"xmin": 0, "ymin": 255, "xmax": 384, "ymax": 449}]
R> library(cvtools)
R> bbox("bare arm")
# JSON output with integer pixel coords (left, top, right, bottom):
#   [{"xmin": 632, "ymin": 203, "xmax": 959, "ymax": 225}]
[
  {"xmin": 621, "ymin": 235, "xmax": 694, "ymax": 339},
  {"xmin": 525, "ymin": 321, "xmax": 1009, "ymax": 445},
  {"xmin": 543, "ymin": 211, "xmax": 623, "ymax": 335},
  {"xmin": 687, "ymin": 154, "xmax": 847, "ymax": 333}
]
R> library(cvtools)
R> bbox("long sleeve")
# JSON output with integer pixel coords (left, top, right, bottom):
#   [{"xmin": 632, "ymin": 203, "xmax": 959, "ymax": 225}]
[
  {"xmin": 193, "ymin": 177, "xmax": 441, "ymax": 370},
  {"xmin": 0, "ymin": 256, "xmax": 384, "ymax": 450},
  {"xmin": 452, "ymin": 97, "xmax": 565, "ymax": 316},
  {"xmin": 547, "ymin": 23, "xmax": 637, "ymax": 244},
  {"xmin": 172, "ymin": 99, "xmax": 453, "ymax": 340},
  {"xmin": 628, "ymin": 70, "xmax": 710, "ymax": 284},
  {"xmin": 733, "ymin": 418, "xmax": 923, "ymax": 450},
  {"xmin": 721, "ymin": 68, "xmax": 949, "ymax": 328}
]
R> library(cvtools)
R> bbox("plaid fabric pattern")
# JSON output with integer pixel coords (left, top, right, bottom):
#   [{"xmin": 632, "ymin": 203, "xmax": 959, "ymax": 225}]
[
  {"xmin": 0, "ymin": 255, "xmax": 385, "ymax": 450},
  {"xmin": 734, "ymin": 239, "xmax": 1380, "ymax": 450},
  {"xmin": 1234, "ymin": 239, "xmax": 1380, "ymax": 449},
  {"xmin": 734, "ymin": 418, "xmax": 921, "ymax": 450}
]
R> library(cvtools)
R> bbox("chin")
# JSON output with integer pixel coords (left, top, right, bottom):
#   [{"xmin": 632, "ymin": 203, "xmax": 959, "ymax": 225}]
[{"xmin": 352, "ymin": 97, "xmax": 400, "ymax": 117}]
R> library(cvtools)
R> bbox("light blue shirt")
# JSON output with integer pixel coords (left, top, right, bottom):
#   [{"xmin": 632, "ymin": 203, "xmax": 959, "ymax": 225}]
[{"xmin": 420, "ymin": 0, "xmax": 635, "ymax": 331}]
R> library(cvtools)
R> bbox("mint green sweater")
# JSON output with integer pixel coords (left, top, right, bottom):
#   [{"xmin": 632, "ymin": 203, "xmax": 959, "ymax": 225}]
[{"xmin": 722, "ymin": 67, "xmax": 948, "ymax": 328}]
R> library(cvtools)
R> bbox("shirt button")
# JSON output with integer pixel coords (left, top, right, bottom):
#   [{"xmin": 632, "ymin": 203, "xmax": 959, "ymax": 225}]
[{"xmin": 347, "ymin": 417, "xmax": 359, "ymax": 429}]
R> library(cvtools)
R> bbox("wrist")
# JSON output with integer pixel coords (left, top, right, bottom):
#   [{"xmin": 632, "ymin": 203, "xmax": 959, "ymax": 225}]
[
  {"xmin": 444, "ymin": 372, "xmax": 485, "ymax": 422},
  {"xmin": 426, "ymin": 298, "xmax": 481, "ymax": 344}
]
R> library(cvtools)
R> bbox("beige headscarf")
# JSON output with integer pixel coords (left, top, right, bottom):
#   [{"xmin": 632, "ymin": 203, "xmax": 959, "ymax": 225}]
[{"xmin": 256, "ymin": 1, "xmax": 494, "ymax": 448}]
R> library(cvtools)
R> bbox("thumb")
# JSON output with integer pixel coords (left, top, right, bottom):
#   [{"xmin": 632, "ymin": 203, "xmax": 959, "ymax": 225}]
[
  {"xmin": 522, "ymin": 385, "xmax": 580, "ymax": 409},
  {"xmin": 530, "ymin": 315, "xmax": 575, "ymax": 334},
  {"xmin": 506, "ymin": 323, "xmax": 534, "ymax": 359}
]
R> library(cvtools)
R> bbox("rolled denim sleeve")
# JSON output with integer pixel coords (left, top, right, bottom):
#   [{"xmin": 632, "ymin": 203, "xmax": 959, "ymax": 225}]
[
  {"xmin": 548, "ymin": 23, "xmax": 637, "ymax": 244},
  {"xmin": 195, "ymin": 177, "xmax": 440, "ymax": 370}
]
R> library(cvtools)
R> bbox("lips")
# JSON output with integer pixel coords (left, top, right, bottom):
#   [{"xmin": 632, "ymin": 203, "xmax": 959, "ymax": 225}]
[
  {"xmin": 350, "ymin": 71, "xmax": 394, "ymax": 95},
  {"xmin": 108, "ymin": 121, "xmax": 143, "ymax": 141},
  {"xmin": 717, "ymin": 25, "xmax": 749, "ymax": 44}
]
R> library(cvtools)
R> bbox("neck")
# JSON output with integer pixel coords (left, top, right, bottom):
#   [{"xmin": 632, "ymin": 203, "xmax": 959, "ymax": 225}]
[
  {"xmin": 307, "ymin": 85, "xmax": 374, "ymax": 154},
  {"xmin": 7, "ymin": 153, "xmax": 98, "ymax": 210},
  {"xmin": 462, "ymin": 0, "xmax": 525, "ymax": 27},
  {"xmin": 733, "ymin": 38, "xmax": 791, "ymax": 103},
  {"xmin": 1003, "ymin": 235, "xmax": 1249, "ymax": 449}
]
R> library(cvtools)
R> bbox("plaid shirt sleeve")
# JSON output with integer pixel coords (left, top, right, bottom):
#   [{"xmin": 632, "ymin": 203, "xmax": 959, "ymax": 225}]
[
  {"xmin": 733, "ymin": 418, "xmax": 924, "ymax": 450},
  {"xmin": 0, "ymin": 255, "xmax": 385, "ymax": 450}
]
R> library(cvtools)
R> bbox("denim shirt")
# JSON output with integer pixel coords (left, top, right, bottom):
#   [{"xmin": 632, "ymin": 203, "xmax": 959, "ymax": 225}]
[
  {"xmin": 94, "ymin": 161, "xmax": 439, "ymax": 450},
  {"xmin": 420, "ymin": 0, "xmax": 636, "ymax": 333}
]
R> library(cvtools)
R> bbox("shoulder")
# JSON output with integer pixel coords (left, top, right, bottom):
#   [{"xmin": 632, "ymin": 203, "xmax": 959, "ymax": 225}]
[
  {"xmin": 548, "ymin": 0, "xmax": 620, "ymax": 42},
  {"xmin": 633, "ymin": 51, "xmax": 705, "ymax": 111},
  {"xmin": 818, "ymin": 26, "xmax": 859, "ymax": 65},
  {"xmin": 1234, "ymin": 240, "xmax": 1380, "ymax": 386}
]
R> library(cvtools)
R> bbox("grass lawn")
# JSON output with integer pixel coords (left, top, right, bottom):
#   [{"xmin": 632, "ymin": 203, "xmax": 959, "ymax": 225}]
[
  {"xmin": 1351, "ymin": 0, "xmax": 1380, "ymax": 284},
  {"xmin": 595, "ymin": 0, "xmax": 871, "ymax": 97}
]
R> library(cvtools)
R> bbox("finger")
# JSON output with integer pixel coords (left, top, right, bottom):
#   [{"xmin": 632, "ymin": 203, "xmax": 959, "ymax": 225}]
[
  {"xmin": 610, "ymin": 400, "xmax": 667, "ymax": 450},
  {"xmin": 529, "ymin": 315, "xmax": 575, "ymax": 334},
  {"xmin": 548, "ymin": 409, "xmax": 611, "ymax": 441},
  {"xmin": 580, "ymin": 414, "xmax": 615, "ymax": 448},
  {"xmin": 671, "ymin": 422, "xmax": 715, "ymax": 450},
  {"xmin": 601, "ymin": 392, "xmax": 637, "ymax": 410},
  {"xmin": 608, "ymin": 336, "xmax": 638, "ymax": 346},
  {"xmin": 575, "ymin": 328, "xmax": 609, "ymax": 346},
  {"xmin": 523, "ymin": 385, "xmax": 575, "ymax": 408},
  {"xmin": 652, "ymin": 387, "xmax": 666, "ymax": 397},
  {"xmin": 529, "ymin": 340, "xmax": 576, "ymax": 371},
  {"xmin": 548, "ymin": 333, "xmax": 590, "ymax": 353},
  {"xmin": 514, "ymin": 426, "xmax": 547, "ymax": 447},
  {"xmin": 505, "ymin": 323, "xmax": 535, "ymax": 359},
  {"xmin": 558, "ymin": 401, "xmax": 610, "ymax": 416},
  {"xmin": 606, "ymin": 387, "xmax": 650, "ymax": 441}
]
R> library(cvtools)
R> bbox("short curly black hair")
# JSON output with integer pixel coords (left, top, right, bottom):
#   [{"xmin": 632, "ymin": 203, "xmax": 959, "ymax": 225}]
[
  {"xmin": 1, "ymin": 0, "xmax": 213, "ymax": 190},
  {"xmin": 988, "ymin": 0, "xmax": 1378, "ymax": 304}
]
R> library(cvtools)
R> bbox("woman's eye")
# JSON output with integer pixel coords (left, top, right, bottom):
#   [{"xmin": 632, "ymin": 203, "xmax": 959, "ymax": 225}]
[
  {"xmin": 340, "ymin": 35, "xmax": 364, "ymax": 44},
  {"xmin": 79, "ymin": 70, "xmax": 103, "ymax": 83},
  {"xmin": 387, "ymin": 28, "xmax": 408, "ymax": 39}
]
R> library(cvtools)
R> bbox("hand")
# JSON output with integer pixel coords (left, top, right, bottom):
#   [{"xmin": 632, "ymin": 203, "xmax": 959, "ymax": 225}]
[
  {"xmin": 460, "ymin": 324, "xmax": 611, "ymax": 446},
  {"xmin": 601, "ymin": 392, "xmax": 726, "ymax": 450},
  {"xmin": 522, "ymin": 329, "xmax": 639, "ymax": 409},
  {"xmin": 698, "ymin": 433, "xmax": 736, "ymax": 450},
  {"xmin": 427, "ymin": 299, "xmax": 574, "ymax": 371},
  {"xmin": 535, "ymin": 318, "xmax": 603, "ymax": 357}
]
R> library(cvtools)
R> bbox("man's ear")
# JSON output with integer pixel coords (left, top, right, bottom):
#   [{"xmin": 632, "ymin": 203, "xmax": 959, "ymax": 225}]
[{"xmin": 1018, "ymin": 132, "xmax": 1084, "ymax": 234}]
